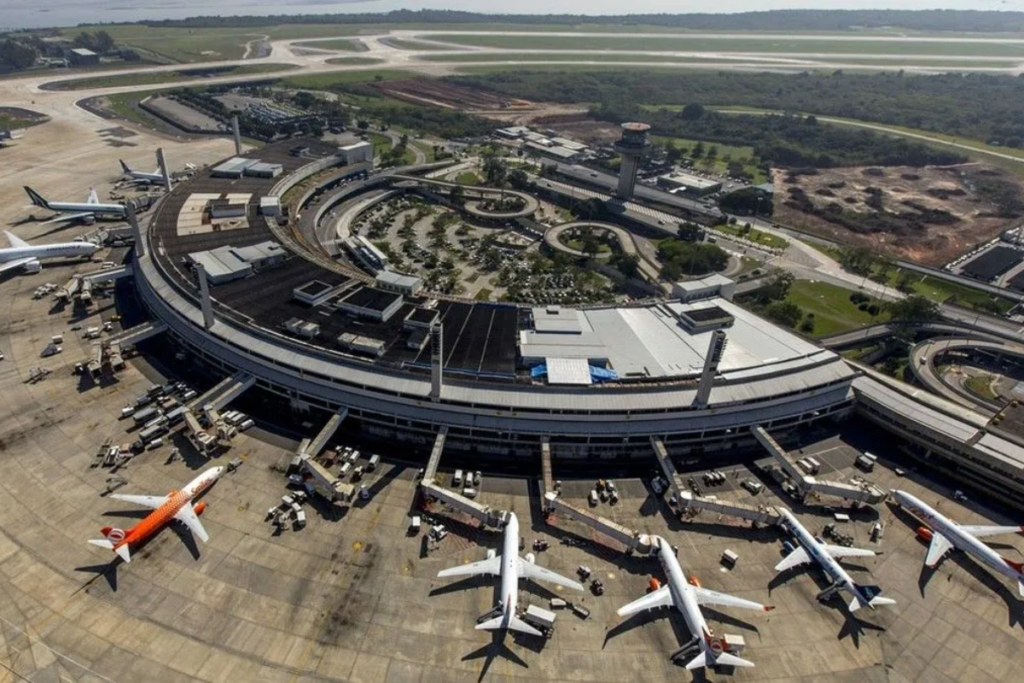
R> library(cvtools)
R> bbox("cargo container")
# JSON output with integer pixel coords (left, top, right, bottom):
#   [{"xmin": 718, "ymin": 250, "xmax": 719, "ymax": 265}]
[
  {"xmin": 132, "ymin": 407, "xmax": 159, "ymax": 425},
  {"xmin": 368, "ymin": 454, "xmax": 380, "ymax": 471},
  {"xmin": 524, "ymin": 605, "xmax": 556, "ymax": 630}
]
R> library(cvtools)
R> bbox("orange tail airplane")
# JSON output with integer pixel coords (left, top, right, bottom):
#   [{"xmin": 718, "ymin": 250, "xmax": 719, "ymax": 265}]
[{"xmin": 88, "ymin": 466, "xmax": 225, "ymax": 562}]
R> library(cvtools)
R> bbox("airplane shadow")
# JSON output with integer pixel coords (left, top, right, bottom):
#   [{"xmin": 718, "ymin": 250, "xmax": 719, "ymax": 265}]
[
  {"xmin": 603, "ymin": 607, "xmax": 667, "ymax": 645},
  {"xmin": 169, "ymin": 523, "xmax": 201, "ymax": 561},
  {"xmin": 428, "ymin": 574, "xmax": 489, "ymax": 598},
  {"xmin": 834, "ymin": 604, "xmax": 887, "ymax": 647},
  {"xmin": 73, "ymin": 560, "xmax": 120, "ymax": 593},
  {"xmin": 462, "ymin": 631, "xmax": 528, "ymax": 681}
]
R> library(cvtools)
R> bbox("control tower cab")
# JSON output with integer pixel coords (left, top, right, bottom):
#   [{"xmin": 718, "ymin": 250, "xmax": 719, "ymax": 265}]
[{"xmin": 613, "ymin": 122, "xmax": 651, "ymax": 200}]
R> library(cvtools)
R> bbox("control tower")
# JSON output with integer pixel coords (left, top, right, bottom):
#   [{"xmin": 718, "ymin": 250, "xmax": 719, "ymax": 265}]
[{"xmin": 613, "ymin": 122, "xmax": 651, "ymax": 200}]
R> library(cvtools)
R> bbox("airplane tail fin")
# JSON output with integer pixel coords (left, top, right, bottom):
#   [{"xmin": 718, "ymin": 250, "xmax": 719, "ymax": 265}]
[
  {"xmin": 851, "ymin": 584, "xmax": 895, "ymax": 611},
  {"xmin": 475, "ymin": 614, "xmax": 542, "ymax": 637},
  {"xmin": 713, "ymin": 652, "xmax": 756, "ymax": 669},
  {"xmin": 87, "ymin": 538, "xmax": 131, "ymax": 563},
  {"xmin": 23, "ymin": 186, "xmax": 49, "ymax": 209},
  {"xmin": 120, "ymin": 160, "xmax": 132, "ymax": 174},
  {"xmin": 1003, "ymin": 558, "xmax": 1024, "ymax": 574}
]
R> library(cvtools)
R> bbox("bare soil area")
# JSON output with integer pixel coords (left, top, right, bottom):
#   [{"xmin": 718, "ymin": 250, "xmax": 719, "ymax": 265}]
[
  {"xmin": 374, "ymin": 78, "xmax": 530, "ymax": 110},
  {"xmin": 773, "ymin": 163, "xmax": 1023, "ymax": 265}
]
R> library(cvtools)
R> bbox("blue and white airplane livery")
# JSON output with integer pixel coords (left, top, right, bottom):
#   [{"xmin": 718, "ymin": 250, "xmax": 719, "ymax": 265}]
[{"xmin": 775, "ymin": 508, "xmax": 896, "ymax": 613}]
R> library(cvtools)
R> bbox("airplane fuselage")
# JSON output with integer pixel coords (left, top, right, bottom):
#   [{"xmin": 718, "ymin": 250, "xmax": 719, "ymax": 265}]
[
  {"xmin": 656, "ymin": 537, "xmax": 713, "ymax": 653},
  {"xmin": 779, "ymin": 509, "xmax": 864, "ymax": 601},
  {"xmin": 46, "ymin": 201, "xmax": 125, "ymax": 217},
  {"xmin": 0, "ymin": 243, "xmax": 98, "ymax": 263},
  {"xmin": 497, "ymin": 512, "xmax": 521, "ymax": 628},
  {"xmin": 114, "ymin": 467, "xmax": 224, "ymax": 552},
  {"xmin": 893, "ymin": 490, "xmax": 1024, "ymax": 583}
]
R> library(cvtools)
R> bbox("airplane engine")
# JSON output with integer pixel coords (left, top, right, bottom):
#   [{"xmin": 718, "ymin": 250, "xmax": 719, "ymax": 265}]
[
  {"xmin": 525, "ymin": 553, "xmax": 536, "ymax": 564},
  {"xmin": 486, "ymin": 548, "xmax": 496, "ymax": 560},
  {"xmin": 194, "ymin": 501, "xmax": 207, "ymax": 515},
  {"xmin": 916, "ymin": 526, "xmax": 933, "ymax": 542},
  {"xmin": 688, "ymin": 575, "xmax": 702, "ymax": 588},
  {"xmin": 24, "ymin": 260, "xmax": 41, "ymax": 273}
]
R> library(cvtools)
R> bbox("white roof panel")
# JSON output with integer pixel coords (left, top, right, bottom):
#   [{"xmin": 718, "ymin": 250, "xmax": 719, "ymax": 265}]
[{"xmin": 546, "ymin": 358, "xmax": 592, "ymax": 386}]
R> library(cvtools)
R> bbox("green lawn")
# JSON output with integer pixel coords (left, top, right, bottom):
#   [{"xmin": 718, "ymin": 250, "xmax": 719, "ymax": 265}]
[
  {"xmin": 965, "ymin": 374, "xmax": 998, "ymax": 401},
  {"xmin": 387, "ymin": 38, "xmax": 455, "ymax": 51},
  {"xmin": 786, "ymin": 279, "xmax": 889, "ymax": 337},
  {"xmin": 46, "ymin": 63, "xmax": 295, "ymax": 90},
  {"xmin": 714, "ymin": 223, "xmax": 788, "ymax": 249},
  {"xmin": 474, "ymin": 288, "xmax": 493, "ymax": 301},
  {"xmin": 294, "ymin": 38, "xmax": 365, "ymax": 52},
  {"xmin": 102, "ymin": 92, "xmax": 167, "ymax": 130},
  {"xmin": 455, "ymin": 172, "xmax": 479, "ymax": 186},
  {"xmin": 425, "ymin": 34, "xmax": 1024, "ymax": 57},
  {"xmin": 324, "ymin": 57, "xmax": 385, "ymax": 66},
  {"xmin": 421, "ymin": 53, "xmax": 753, "ymax": 64},
  {"xmin": 650, "ymin": 135, "xmax": 768, "ymax": 185},
  {"xmin": 872, "ymin": 267, "xmax": 1016, "ymax": 314}
]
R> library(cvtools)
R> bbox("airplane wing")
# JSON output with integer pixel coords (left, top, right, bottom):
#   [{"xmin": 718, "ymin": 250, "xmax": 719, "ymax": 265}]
[
  {"xmin": 822, "ymin": 544, "xmax": 878, "ymax": 560},
  {"xmin": 925, "ymin": 532, "xmax": 954, "ymax": 567},
  {"xmin": 3, "ymin": 230, "xmax": 29, "ymax": 249},
  {"xmin": 693, "ymin": 586, "xmax": 773, "ymax": 612},
  {"xmin": 774, "ymin": 547, "xmax": 812, "ymax": 572},
  {"xmin": 0, "ymin": 257, "xmax": 35, "ymax": 274},
  {"xmin": 109, "ymin": 493, "xmax": 169, "ymax": 509},
  {"xmin": 39, "ymin": 212, "xmax": 93, "ymax": 225},
  {"xmin": 518, "ymin": 558, "xmax": 585, "ymax": 591},
  {"xmin": 174, "ymin": 503, "xmax": 210, "ymax": 543},
  {"xmin": 616, "ymin": 585, "xmax": 674, "ymax": 617},
  {"xmin": 87, "ymin": 188, "xmax": 100, "ymax": 204},
  {"xmin": 437, "ymin": 555, "xmax": 501, "ymax": 579},
  {"xmin": 958, "ymin": 525, "xmax": 1024, "ymax": 539}
]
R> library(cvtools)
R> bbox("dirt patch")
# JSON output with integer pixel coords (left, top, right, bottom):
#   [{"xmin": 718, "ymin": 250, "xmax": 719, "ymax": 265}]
[
  {"xmin": 773, "ymin": 163, "xmax": 1023, "ymax": 265},
  {"xmin": 374, "ymin": 78, "xmax": 530, "ymax": 110}
]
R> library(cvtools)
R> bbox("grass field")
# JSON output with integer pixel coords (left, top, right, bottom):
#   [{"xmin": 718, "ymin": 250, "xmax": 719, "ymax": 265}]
[
  {"xmin": 426, "ymin": 34, "xmax": 1024, "ymax": 57},
  {"xmin": 387, "ymin": 39, "xmax": 455, "ymax": 51},
  {"xmin": 715, "ymin": 223, "xmax": 788, "ymax": 249},
  {"xmin": 455, "ymin": 172, "xmax": 480, "ymax": 185},
  {"xmin": 786, "ymin": 279, "xmax": 889, "ymax": 337},
  {"xmin": 650, "ymin": 134, "xmax": 768, "ymax": 185},
  {"xmin": 965, "ymin": 374, "xmax": 999, "ymax": 401},
  {"xmin": 889, "ymin": 270, "xmax": 1017, "ymax": 314},
  {"xmin": 280, "ymin": 70, "xmax": 417, "ymax": 90},
  {"xmin": 103, "ymin": 92, "xmax": 167, "ymax": 130},
  {"xmin": 47, "ymin": 64, "xmax": 295, "ymax": 90},
  {"xmin": 293, "ymin": 38, "xmax": 365, "ymax": 52},
  {"xmin": 324, "ymin": 57, "xmax": 385, "ymax": 66}
]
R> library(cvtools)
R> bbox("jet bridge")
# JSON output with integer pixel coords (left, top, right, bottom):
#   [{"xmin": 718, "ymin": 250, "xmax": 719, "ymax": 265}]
[
  {"xmin": 103, "ymin": 321, "xmax": 167, "ymax": 350},
  {"xmin": 83, "ymin": 264, "xmax": 133, "ymax": 282},
  {"xmin": 650, "ymin": 437, "xmax": 687, "ymax": 504},
  {"xmin": 751, "ymin": 426, "xmax": 884, "ymax": 506},
  {"xmin": 540, "ymin": 437, "xmax": 554, "ymax": 505},
  {"xmin": 304, "ymin": 409, "xmax": 348, "ymax": 459},
  {"xmin": 187, "ymin": 372, "xmax": 254, "ymax": 411},
  {"xmin": 678, "ymin": 491, "xmax": 781, "ymax": 526},
  {"xmin": 544, "ymin": 492, "xmax": 653, "ymax": 554},
  {"xmin": 420, "ymin": 481, "xmax": 507, "ymax": 529},
  {"xmin": 422, "ymin": 426, "xmax": 448, "ymax": 485}
]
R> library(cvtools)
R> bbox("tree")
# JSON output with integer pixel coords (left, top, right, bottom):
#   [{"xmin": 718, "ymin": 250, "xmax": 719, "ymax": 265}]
[
  {"xmin": 356, "ymin": 120, "xmax": 370, "ymax": 131},
  {"xmin": 574, "ymin": 197, "xmax": 606, "ymax": 221},
  {"xmin": 677, "ymin": 222, "xmax": 704, "ymax": 242},
  {"xmin": 765, "ymin": 301, "xmax": 804, "ymax": 328},
  {"xmin": 581, "ymin": 231, "xmax": 601, "ymax": 259},
  {"xmin": 886, "ymin": 295, "xmax": 939, "ymax": 323},
  {"xmin": 666, "ymin": 143, "xmax": 683, "ymax": 165},
  {"xmin": 679, "ymin": 102, "xmax": 705, "ymax": 121},
  {"xmin": 692, "ymin": 142, "xmax": 705, "ymax": 159},
  {"xmin": 707, "ymin": 145, "xmax": 719, "ymax": 160},
  {"xmin": 94, "ymin": 30, "xmax": 115, "ymax": 54},
  {"xmin": 0, "ymin": 40, "xmax": 37, "ymax": 70},
  {"xmin": 507, "ymin": 168, "xmax": 529, "ymax": 190},
  {"xmin": 612, "ymin": 253, "xmax": 640, "ymax": 279},
  {"xmin": 661, "ymin": 261, "xmax": 684, "ymax": 282},
  {"xmin": 752, "ymin": 272, "xmax": 794, "ymax": 305}
]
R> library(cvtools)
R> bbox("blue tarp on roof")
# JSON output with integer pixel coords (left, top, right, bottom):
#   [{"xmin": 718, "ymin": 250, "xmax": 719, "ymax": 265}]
[{"xmin": 530, "ymin": 364, "xmax": 618, "ymax": 383}]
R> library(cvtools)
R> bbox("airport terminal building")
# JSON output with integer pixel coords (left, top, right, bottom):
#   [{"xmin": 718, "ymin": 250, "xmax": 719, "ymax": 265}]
[{"xmin": 133, "ymin": 142, "xmax": 857, "ymax": 457}]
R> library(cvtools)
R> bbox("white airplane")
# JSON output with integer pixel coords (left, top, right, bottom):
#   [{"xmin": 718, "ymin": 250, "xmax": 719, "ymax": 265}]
[
  {"xmin": 0, "ymin": 230, "xmax": 99, "ymax": 274},
  {"xmin": 436, "ymin": 512, "xmax": 583, "ymax": 636},
  {"xmin": 23, "ymin": 186, "xmax": 126, "ymax": 225},
  {"xmin": 775, "ymin": 508, "xmax": 896, "ymax": 613},
  {"xmin": 893, "ymin": 489, "xmax": 1024, "ymax": 596},
  {"xmin": 617, "ymin": 535, "xmax": 773, "ymax": 670},
  {"xmin": 120, "ymin": 158, "xmax": 166, "ymax": 185},
  {"xmin": 89, "ymin": 466, "xmax": 225, "ymax": 563},
  {"xmin": 0, "ymin": 129, "xmax": 21, "ymax": 145}
]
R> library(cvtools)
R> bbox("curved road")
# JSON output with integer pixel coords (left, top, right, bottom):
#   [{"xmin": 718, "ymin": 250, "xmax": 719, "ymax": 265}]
[{"xmin": 909, "ymin": 338, "xmax": 1024, "ymax": 413}]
